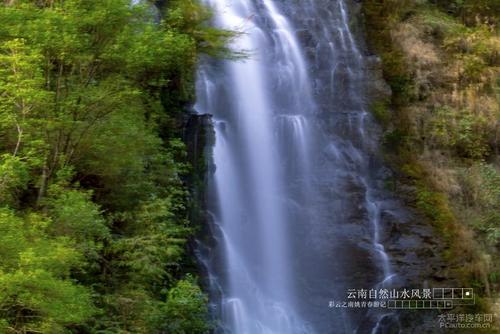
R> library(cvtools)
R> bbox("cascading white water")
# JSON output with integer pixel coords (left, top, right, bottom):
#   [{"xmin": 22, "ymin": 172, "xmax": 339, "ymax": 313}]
[
  {"xmin": 196, "ymin": 0, "xmax": 402, "ymax": 333},
  {"xmin": 196, "ymin": 0, "xmax": 315, "ymax": 332}
]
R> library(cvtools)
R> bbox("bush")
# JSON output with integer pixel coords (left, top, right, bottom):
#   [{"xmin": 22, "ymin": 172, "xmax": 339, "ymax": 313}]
[
  {"xmin": 161, "ymin": 275, "xmax": 211, "ymax": 334},
  {"xmin": 427, "ymin": 107, "xmax": 490, "ymax": 159}
]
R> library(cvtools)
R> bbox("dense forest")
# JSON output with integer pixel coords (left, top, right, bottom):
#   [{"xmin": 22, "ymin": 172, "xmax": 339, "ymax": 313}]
[
  {"xmin": 0, "ymin": 0, "xmax": 233, "ymax": 332},
  {"xmin": 363, "ymin": 0, "xmax": 499, "ymax": 309}
]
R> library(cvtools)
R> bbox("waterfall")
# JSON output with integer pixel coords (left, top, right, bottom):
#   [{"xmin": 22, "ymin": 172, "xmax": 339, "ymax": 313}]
[{"xmin": 196, "ymin": 0, "xmax": 400, "ymax": 333}]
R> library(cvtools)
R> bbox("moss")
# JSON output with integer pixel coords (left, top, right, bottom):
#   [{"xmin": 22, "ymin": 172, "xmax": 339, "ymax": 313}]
[
  {"xmin": 489, "ymin": 271, "xmax": 499, "ymax": 285},
  {"xmin": 401, "ymin": 161, "xmax": 426, "ymax": 180},
  {"xmin": 420, "ymin": 7, "xmax": 468, "ymax": 38},
  {"xmin": 383, "ymin": 129, "xmax": 410, "ymax": 152},
  {"xmin": 371, "ymin": 101, "xmax": 391, "ymax": 127},
  {"xmin": 415, "ymin": 185, "xmax": 455, "ymax": 228}
]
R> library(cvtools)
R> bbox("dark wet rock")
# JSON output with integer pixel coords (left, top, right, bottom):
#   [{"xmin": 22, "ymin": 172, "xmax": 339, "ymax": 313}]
[{"xmin": 296, "ymin": 29, "xmax": 315, "ymax": 46}]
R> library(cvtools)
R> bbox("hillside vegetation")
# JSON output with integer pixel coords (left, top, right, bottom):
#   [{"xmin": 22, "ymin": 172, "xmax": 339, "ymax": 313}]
[
  {"xmin": 0, "ymin": 0, "xmax": 232, "ymax": 333},
  {"xmin": 363, "ymin": 0, "xmax": 499, "ymax": 308}
]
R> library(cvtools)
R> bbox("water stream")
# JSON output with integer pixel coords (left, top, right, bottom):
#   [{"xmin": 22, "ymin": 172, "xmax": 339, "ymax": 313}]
[{"xmin": 195, "ymin": 0, "xmax": 401, "ymax": 332}]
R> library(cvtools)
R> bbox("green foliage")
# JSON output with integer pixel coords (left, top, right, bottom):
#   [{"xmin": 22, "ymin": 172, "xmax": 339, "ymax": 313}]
[
  {"xmin": 161, "ymin": 275, "xmax": 211, "ymax": 334},
  {"xmin": 0, "ymin": 38, "xmax": 51, "ymax": 165},
  {"xmin": 0, "ymin": 208, "xmax": 95, "ymax": 332},
  {"xmin": 433, "ymin": 0, "xmax": 500, "ymax": 26},
  {"xmin": 371, "ymin": 101, "xmax": 391, "ymax": 126},
  {"xmin": 47, "ymin": 186, "xmax": 109, "ymax": 264},
  {"xmin": 400, "ymin": 161, "xmax": 426, "ymax": 179},
  {"xmin": 414, "ymin": 182, "xmax": 460, "ymax": 262},
  {"xmin": 416, "ymin": 187, "xmax": 455, "ymax": 226},
  {"xmin": 0, "ymin": 154, "xmax": 29, "ymax": 207},
  {"xmin": 458, "ymin": 163, "xmax": 500, "ymax": 247},
  {"xmin": 383, "ymin": 129, "xmax": 410, "ymax": 151},
  {"xmin": 165, "ymin": 0, "xmax": 241, "ymax": 59},
  {"xmin": 428, "ymin": 106, "xmax": 490, "ymax": 159},
  {"xmin": 420, "ymin": 7, "xmax": 467, "ymax": 38},
  {"xmin": 0, "ymin": 0, "xmax": 233, "ymax": 332},
  {"xmin": 111, "ymin": 198, "xmax": 190, "ymax": 289}
]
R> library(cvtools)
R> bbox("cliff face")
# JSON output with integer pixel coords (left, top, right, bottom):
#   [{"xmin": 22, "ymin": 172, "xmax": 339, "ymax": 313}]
[
  {"xmin": 183, "ymin": 113, "xmax": 214, "ymax": 225},
  {"xmin": 361, "ymin": 0, "xmax": 499, "ymax": 318},
  {"xmin": 286, "ymin": 1, "xmax": 463, "ymax": 331},
  {"xmin": 189, "ymin": 1, "xmax": 497, "ymax": 332}
]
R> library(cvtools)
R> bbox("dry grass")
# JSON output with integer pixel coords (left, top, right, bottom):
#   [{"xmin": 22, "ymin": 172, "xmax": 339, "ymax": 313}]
[{"xmin": 419, "ymin": 151, "xmax": 461, "ymax": 195}]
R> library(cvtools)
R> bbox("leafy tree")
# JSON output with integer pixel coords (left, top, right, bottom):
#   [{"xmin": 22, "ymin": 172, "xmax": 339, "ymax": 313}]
[
  {"xmin": 0, "ymin": 154, "xmax": 29, "ymax": 207},
  {"xmin": 0, "ymin": 0, "xmax": 230, "ymax": 332},
  {"xmin": 0, "ymin": 208, "xmax": 95, "ymax": 333},
  {"xmin": 161, "ymin": 275, "xmax": 211, "ymax": 334}
]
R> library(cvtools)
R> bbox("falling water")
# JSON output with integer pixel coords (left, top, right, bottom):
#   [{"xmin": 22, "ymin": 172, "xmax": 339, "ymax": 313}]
[{"xmin": 195, "ymin": 0, "xmax": 402, "ymax": 333}]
